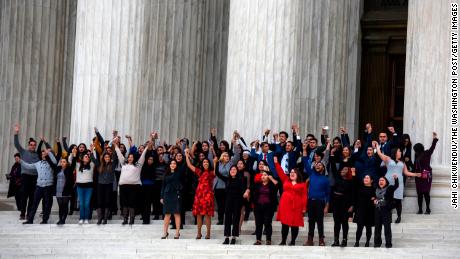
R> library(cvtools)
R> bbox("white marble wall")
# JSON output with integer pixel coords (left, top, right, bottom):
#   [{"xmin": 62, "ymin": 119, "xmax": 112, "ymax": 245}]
[
  {"xmin": 224, "ymin": 0, "xmax": 362, "ymax": 141},
  {"xmin": 69, "ymin": 0, "xmax": 145, "ymax": 144},
  {"xmin": 137, "ymin": 0, "xmax": 229, "ymax": 143},
  {"xmin": 404, "ymin": 0, "xmax": 452, "ymax": 167},
  {"xmin": 0, "ymin": 0, "xmax": 76, "ymax": 180},
  {"xmin": 71, "ymin": 0, "xmax": 229, "ymax": 145}
]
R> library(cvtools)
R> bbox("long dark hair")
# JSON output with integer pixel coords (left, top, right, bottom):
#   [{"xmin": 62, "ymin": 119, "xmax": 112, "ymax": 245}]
[
  {"xmin": 200, "ymin": 158, "xmax": 211, "ymax": 171},
  {"xmin": 413, "ymin": 143, "xmax": 425, "ymax": 162},
  {"xmin": 98, "ymin": 153, "xmax": 112, "ymax": 174},
  {"xmin": 79, "ymin": 154, "xmax": 91, "ymax": 172},
  {"xmin": 390, "ymin": 148, "xmax": 401, "ymax": 162},
  {"xmin": 165, "ymin": 160, "xmax": 178, "ymax": 175},
  {"xmin": 290, "ymin": 168, "xmax": 303, "ymax": 182}
]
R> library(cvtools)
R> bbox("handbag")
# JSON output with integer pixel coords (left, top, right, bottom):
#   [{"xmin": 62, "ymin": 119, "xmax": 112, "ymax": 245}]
[{"xmin": 417, "ymin": 160, "xmax": 432, "ymax": 180}]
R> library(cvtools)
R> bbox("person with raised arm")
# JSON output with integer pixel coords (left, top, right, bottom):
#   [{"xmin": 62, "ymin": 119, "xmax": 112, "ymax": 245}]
[
  {"xmin": 373, "ymin": 174, "xmax": 399, "ymax": 248},
  {"xmin": 252, "ymin": 170, "xmax": 278, "ymax": 245},
  {"xmin": 114, "ymin": 136, "xmax": 149, "ymax": 225},
  {"xmin": 20, "ymin": 149, "xmax": 57, "ymax": 224},
  {"xmin": 413, "ymin": 132, "xmax": 439, "ymax": 214},
  {"xmin": 373, "ymin": 141, "xmax": 421, "ymax": 224},
  {"xmin": 302, "ymin": 148, "xmax": 330, "ymax": 246},
  {"xmin": 13, "ymin": 123, "xmax": 39, "ymax": 220},
  {"xmin": 274, "ymin": 157, "xmax": 307, "ymax": 246},
  {"xmin": 185, "ymin": 148, "xmax": 216, "ymax": 240}
]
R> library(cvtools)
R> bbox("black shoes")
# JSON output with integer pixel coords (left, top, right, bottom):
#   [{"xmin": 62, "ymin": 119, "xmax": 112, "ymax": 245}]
[
  {"xmin": 230, "ymin": 238, "xmax": 236, "ymax": 245},
  {"xmin": 223, "ymin": 237, "xmax": 230, "ymax": 244},
  {"xmin": 340, "ymin": 239, "xmax": 347, "ymax": 247},
  {"xmin": 23, "ymin": 221, "xmax": 33, "ymax": 224},
  {"xmin": 425, "ymin": 209, "xmax": 431, "ymax": 214},
  {"xmin": 395, "ymin": 217, "xmax": 401, "ymax": 224},
  {"xmin": 331, "ymin": 239, "xmax": 340, "ymax": 247}
]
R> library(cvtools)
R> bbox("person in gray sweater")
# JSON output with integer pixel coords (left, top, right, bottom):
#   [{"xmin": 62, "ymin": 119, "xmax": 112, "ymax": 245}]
[
  {"xmin": 20, "ymin": 149, "xmax": 57, "ymax": 224},
  {"xmin": 13, "ymin": 123, "xmax": 40, "ymax": 220}
]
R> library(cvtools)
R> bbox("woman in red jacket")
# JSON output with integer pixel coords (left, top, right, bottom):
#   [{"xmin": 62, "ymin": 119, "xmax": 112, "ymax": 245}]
[{"xmin": 274, "ymin": 157, "xmax": 307, "ymax": 246}]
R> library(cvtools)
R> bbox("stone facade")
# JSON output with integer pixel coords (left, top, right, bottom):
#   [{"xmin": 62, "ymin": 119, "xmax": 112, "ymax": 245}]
[{"xmin": 0, "ymin": 0, "xmax": 451, "ymax": 180}]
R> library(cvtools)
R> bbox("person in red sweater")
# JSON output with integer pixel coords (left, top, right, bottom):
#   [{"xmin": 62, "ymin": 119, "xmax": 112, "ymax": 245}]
[{"xmin": 274, "ymin": 157, "xmax": 307, "ymax": 246}]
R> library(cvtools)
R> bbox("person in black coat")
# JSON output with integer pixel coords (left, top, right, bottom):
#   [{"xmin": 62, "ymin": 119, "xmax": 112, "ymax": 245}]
[
  {"xmin": 352, "ymin": 174, "xmax": 375, "ymax": 247},
  {"xmin": 160, "ymin": 160, "xmax": 184, "ymax": 239},
  {"xmin": 374, "ymin": 174, "xmax": 399, "ymax": 248},
  {"xmin": 7, "ymin": 153, "xmax": 22, "ymax": 213},
  {"xmin": 48, "ymin": 156, "xmax": 76, "ymax": 225},
  {"xmin": 216, "ymin": 164, "xmax": 250, "ymax": 245},
  {"xmin": 252, "ymin": 171, "xmax": 279, "ymax": 245}
]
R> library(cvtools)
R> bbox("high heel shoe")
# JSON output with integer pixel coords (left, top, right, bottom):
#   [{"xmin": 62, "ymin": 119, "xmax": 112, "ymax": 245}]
[
  {"xmin": 205, "ymin": 234, "xmax": 211, "ymax": 239},
  {"xmin": 174, "ymin": 233, "xmax": 180, "ymax": 239},
  {"xmin": 196, "ymin": 234, "xmax": 202, "ymax": 239},
  {"xmin": 161, "ymin": 233, "xmax": 169, "ymax": 239}
]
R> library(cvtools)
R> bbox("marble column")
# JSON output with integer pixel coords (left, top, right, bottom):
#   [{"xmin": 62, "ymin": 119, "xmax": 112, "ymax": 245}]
[
  {"xmin": 137, "ymin": 0, "xmax": 229, "ymax": 143},
  {"xmin": 224, "ymin": 0, "xmax": 362, "ymax": 141},
  {"xmin": 404, "ymin": 0, "xmax": 451, "ymax": 167},
  {"xmin": 0, "ymin": 0, "xmax": 76, "ymax": 180},
  {"xmin": 70, "ymin": 0, "xmax": 145, "ymax": 144}
]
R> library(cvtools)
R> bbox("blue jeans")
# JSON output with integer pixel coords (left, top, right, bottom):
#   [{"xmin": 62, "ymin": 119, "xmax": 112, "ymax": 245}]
[{"xmin": 77, "ymin": 186, "xmax": 93, "ymax": 220}]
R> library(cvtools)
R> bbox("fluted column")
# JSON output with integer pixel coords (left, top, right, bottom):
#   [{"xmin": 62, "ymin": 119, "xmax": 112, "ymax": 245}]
[
  {"xmin": 224, "ymin": 0, "xmax": 362, "ymax": 140},
  {"xmin": 0, "ymin": 0, "xmax": 76, "ymax": 180},
  {"xmin": 70, "ymin": 0, "xmax": 145, "ymax": 143},
  {"xmin": 138, "ymin": 0, "xmax": 229, "ymax": 143},
  {"xmin": 404, "ymin": 0, "xmax": 451, "ymax": 167}
]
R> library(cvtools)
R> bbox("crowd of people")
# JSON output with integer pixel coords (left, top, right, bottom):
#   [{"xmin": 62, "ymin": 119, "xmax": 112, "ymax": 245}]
[{"xmin": 7, "ymin": 123, "xmax": 439, "ymax": 248}]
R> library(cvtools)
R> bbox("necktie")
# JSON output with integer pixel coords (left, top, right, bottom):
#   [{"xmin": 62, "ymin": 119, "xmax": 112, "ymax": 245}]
[{"xmin": 263, "ymin": 153, "xmax": 267, "ymax": 161}]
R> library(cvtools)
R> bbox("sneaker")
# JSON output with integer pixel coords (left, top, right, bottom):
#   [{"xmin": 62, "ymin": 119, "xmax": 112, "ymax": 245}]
[
  {"xmin": 84, "ymin": 220, "xmax": 89, "ymax": 224},
  {"xmin": 78, "ymin": 220, "xmax": 84, "ymax": 225}
]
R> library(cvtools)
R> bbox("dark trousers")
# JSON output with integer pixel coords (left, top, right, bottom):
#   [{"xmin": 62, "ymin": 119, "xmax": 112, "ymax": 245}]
[
  {"xmin": 57, "ymin": 197, "xmax": 70, "ymax": 223},
  {"xmin": 142, "ymin": 184, "xmax": 155, "ymax": 223},
  {"xmin": 356, "ymin": 224, "xmax": 372, "ymax": 244},
  {"xmin": 224, "ymin": 197, "xmax": 243, "ymax": 237},
  {"xmin": 307, "ymin": 199, "xmax": 325, "ymax": 238},
  {"xmin": 97, "ymin": 184, "xmax": 112, "ymax": 210},
  {"xmin": 27, "ymin": 185, "xmax": 53, "ymax": 223},
  {"xmin": 14, "ymin": 190, "xmax": 23, "ymax": 211},
  {"xmin": 374, "ymin": 207, "xmax": 392, "ymax": 246},
  {"xmin": 120, "ymin": 185, "xmax": 140, "ymax": 210},
  {"xmin": 69, "ymin": 187, "xmax": 77, "ymax": 212},
  {"xmin": 20, "ymin": 174, "xmax": 37, "ymax": 216},
  {"xmin": 152, "ymin": 181, "xmax": 163, "ymax": 216},
  {"xmin": 215, "ymin": 189, "xmax": 226, "ymax": 222},
  {"xmin": 393, "ymin": 198, "xmax": 402, "ymax": 218},
  {"xmin": 417, "ymin": 192, "xmax": 431, "ymax": 211},
  {"xmin": 332, "ymin": 195, "xmax": 350, "ymax": 241},
  {"xmin": 254, "ymin": 204, "xmax": 274, "ymax": 241},
  {"xmin": 281, "ymin": 224, "xmax": 299, "ymax": 244}
]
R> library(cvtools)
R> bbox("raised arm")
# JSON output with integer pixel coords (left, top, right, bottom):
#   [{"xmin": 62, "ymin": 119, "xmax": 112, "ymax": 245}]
[
  {"xmin": 13, "ymin": 124, "xmax": 25, "ymax": 153},
  {"xmin": 114, "ymin": 143, "xmax": 126, "ymax": 166},
  {"xmin": 427, "ymin": 132, "xmax": 439, "ymax": 156},
  {"xmin": 184, "ymin": 148, "xmax": 196, "ymax": 172},
  {"xmin": 62, "ymin": 137, "xmax": 70, "ymax": 152},
  {"xmin": 373, "ymin": 141, "xmax": 390, "ymax": 164},
  {"xmin": 274, "ymin": 157, "xmax": 288, "ymax": 183},
  {"xmin": 137, "ymin": 141, "xmax": 150, "ymax": 167}
]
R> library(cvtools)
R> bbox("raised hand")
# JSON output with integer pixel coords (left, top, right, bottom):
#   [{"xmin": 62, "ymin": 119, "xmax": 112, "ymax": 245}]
[
  {"xmin": 210, "ymin": 128, "xmax": 217, "ymax": 136},
  {"xmin": 264, "ymin": 129, "xmax": 271, "ymax": 136},
  {"xmin": 14, "ymin": 123, "xmax": 20, "ymax": 134},
  {"xmin": 273, "ymin": 156, "xmax": 278, "ymax": 164},
  {"xmin": 372, "ymin": 141, "xmax": 378, "ymax": 149},
  {"xmin": 433, "ymin": 132, "xmax": 438, "ymax": 139},
  {"xmin": 365, "ymin": 123, "xmax": 372, "ymax": 133}
]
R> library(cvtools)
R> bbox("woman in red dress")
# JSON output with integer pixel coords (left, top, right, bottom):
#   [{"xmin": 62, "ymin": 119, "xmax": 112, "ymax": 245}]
[
  {"xmin": 274, "ymin": 157, "xmax": 307, "ymax": 246},
  {"xmin": 185, "ymin": 148, "xmax": 216, "ymax": 239}
]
